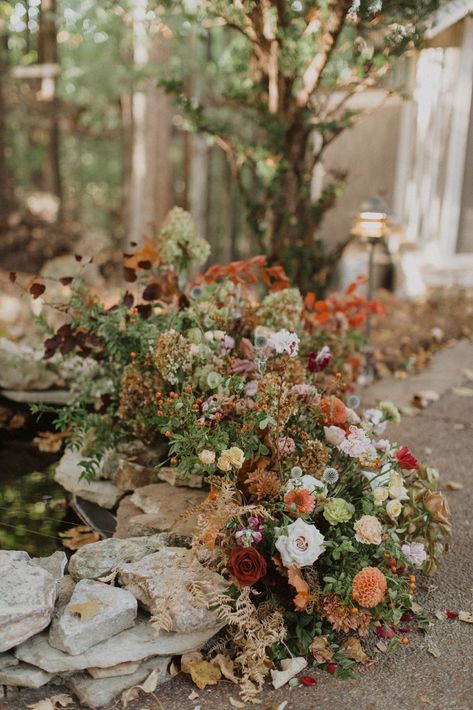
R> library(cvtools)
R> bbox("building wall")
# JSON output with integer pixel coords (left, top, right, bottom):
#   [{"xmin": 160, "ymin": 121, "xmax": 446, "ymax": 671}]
[{"xmin": 318, "ymin": 104, "xmax": 402, "ymax": 247}]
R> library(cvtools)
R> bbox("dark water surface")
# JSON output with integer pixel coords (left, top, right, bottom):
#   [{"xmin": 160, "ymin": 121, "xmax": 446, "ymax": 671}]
[{"xmin": 0, "ymin": 401, "xmax": 76, "ymax": 555}]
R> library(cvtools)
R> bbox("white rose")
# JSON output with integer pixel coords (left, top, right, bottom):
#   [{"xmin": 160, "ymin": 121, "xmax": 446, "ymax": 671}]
[
  {"xmin": 373, "ymin": 487, "xmax": 389, "ymax": 505},
  {"xmin": 388, "ymin": 472, "xmax": 409, "ymax": 500},
  {"xmin": 324, "ymin": 425, "xmax": 346, "ymax": 446},
  {"xmin": 386, "ymin": 499, "xmax": 402, "ymax": 519},
  {"xmin": 275, "ymin": 518, "xmax": 325, "ymax": 568}
]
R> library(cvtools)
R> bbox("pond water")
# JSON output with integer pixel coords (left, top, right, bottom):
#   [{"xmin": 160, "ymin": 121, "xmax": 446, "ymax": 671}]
[{"xmin": 0, "ymin": 407, "xmax": 77, "ymax": 556}]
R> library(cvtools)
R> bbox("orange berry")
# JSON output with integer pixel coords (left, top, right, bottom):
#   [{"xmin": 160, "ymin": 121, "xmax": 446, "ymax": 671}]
[
  {"xmin": 157, "ymin": 410, "xmax": 163, "ymax": 417},
  {"xmin": 387, "ymin": 602, "xmax": 393, "ymax": 609},
  {"xmin": 350, "ymin": 607, "xmax": 358, "ymax": 614},
  {"xmin": 409, "ymin": 575, "xmax": 416, "ymax": 583},
  {"xmin": 170, "ymin": 457, "xmax": 177, "ymax": 465},
  {"xmin": 185, "ymin": 385, "xmax": 192, "ymax": 393},
  {"xmin": 401, "ymin": 637, "xmax": 409, "ymax": 645},
  {"xmin": 383, "ymin": 552, "xmax": 390, "ymax": 559},
  {"xmin": 156, "ymin": 391, "xmax": 162, "ymax": 398},
  {"xmin": 164, "ymin": 431, "xmax": 171, "ymax": 438}
]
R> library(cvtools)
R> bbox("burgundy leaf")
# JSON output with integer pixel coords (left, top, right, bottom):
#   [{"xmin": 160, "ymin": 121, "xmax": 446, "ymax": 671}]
[
  {"xmin": 137, "ymin": 260, "xmax": 152, "ymax": 270},
  {"xmin": 59, "ymin": 276, "xmax": 74, "ymax": 286},
  {"xmin": 8, "ymin": 272, "xmax": 16, "ymax": 283},
  {"xmin": 74, "ymin": 254, "xmax": 83, "ymax": 262},
  {"xmin": 142, "ymin": 283, "xmax": 162, "ymax": 301},
  {"xmin": 29, "ymin": 282, "xmax": 46, "ymax": 299},
  {"xmin": 136, "ymin": 303, "xmax": 152, "ymax": 319},
  {"xmin": 124, "ymin": 267, "xmax": 137, "ymax": 283},
  {"xmin": 123, "ymin": 291, "xmax": 134, "ymax": 308}
]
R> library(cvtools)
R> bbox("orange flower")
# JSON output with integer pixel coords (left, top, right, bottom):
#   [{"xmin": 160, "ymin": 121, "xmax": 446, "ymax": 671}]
[
  {"xmin": 319, "ymin": 396, "xmax": 347, "ymax": 425},
  {"xmin": 352, "ymin": 567, "xmax": 387, "ymax": 608},
  {"xmin": 284, "ymin": 489, "xmax": 315, "ymax": 516}
]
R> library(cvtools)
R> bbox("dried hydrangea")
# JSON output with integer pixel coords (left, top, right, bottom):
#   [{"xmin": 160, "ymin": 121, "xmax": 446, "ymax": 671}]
[
  {"xmin": 256, "ymin": 288, "xmax": 304, "ymax": 332},
  {"xmin": 154, "ymin": 329, "xmax": 193, "ymax": 384},
  {"xmin": 298, "ymin": 440, "xmax": 330, "ymax": 478},
  {"xmin": 158, "ymin": 207, "xmax": 210, "ymax": 274}
]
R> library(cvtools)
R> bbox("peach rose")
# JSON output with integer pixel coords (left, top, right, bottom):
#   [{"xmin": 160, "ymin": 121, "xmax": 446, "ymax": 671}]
[{"xmin": 424, "ymin": 491, "xmax": 450, "ymax": 525}]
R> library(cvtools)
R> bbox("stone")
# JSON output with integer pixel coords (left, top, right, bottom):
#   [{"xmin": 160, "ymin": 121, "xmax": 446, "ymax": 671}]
[
  {"xmin": 31, "ymin": 551, "xmax": 67, "ymax": 582},
  {"xmin": 126, "ymin": 513, "xmax": 193, "ymax": 538},
  {"xmin": 15, "ymin": 618, "xmax": 223, "ymax": 672},
  {"xmin": 0, "ymin": 662, "xmax": 54, "ymax": 689},
  {"xmin": 0, "ymin": 337, "xmax": 62, "ymax": 390},
  {"xmin": 49, "ymin": 579, "xmax": 137, "ymax": 655},
  {"xmin": 68, "ymin": 534, "xmax": 172, "ymax": 581},
  {"xmin": 114, "ymin": 496, "xmax": 144, "ymax": 538},
  {"xmin": 129, "ymin": 483, "xmax": 206, "ymax": 535},
  {"xmin": 87, "ymin": 660, "xmax": 141, "ymax": 679},
  {"xmin": 104, "ymin": 451, "xmax": 160, "ymax": 492},
  {"xmin": 0, "ymin": 551, "xmax": 61, "ymax": 653},
  {"xmin": 157, "ymin": 466, "xmax": 203, "ymax": 489},
  {"xmin": 0, "ymin": 653, "xmax": 18, "ymax": 670},
  {"xmin": 67, "ymin": 656, "xmax": 169, "ymax": 708},
  {"xmin": 55, "ymin": 449, "xmax": 123, "ymax": 509},
  {"xmin": 118, "ymin": 548, "xmax": 227, "ymax": 633}
]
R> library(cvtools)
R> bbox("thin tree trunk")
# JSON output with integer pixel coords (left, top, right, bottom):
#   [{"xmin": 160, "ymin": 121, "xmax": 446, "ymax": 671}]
[
  {"xmin": 127, "ymin": 0, "xmax": 172, "ymax": 248},
  {"xmin": 37, "ymin": 0, "xmax": 62, "ymax": 217},
  {"xmin": 0, "ymin": 34, "xmax": 15, "ymax": 221}
]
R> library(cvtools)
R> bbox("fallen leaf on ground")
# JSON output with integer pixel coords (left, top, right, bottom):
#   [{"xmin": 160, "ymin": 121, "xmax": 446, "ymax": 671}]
[
  {"xmin": 212, "ymin": 653, "xmax": 239, "ymax": 683},
  {"xmin": 412, "ymin": 390, "xmax": 439, "ymax": 408},
  {"xmin": 427, "ymin": 640, "xmax": 441, "ymax": 658},
  {"xmin": 188, "ymin": 690, "xmax": 199, "ymax": 700},
  {"xmin": 59, "ymin": 525, "xmax": 99, "ymax": 550},
  {"xmin": 340, "ymin": 637, "xmax": 369, "ymax": 664},
  {"xmin": 375, "ymin": 641, "xmax": 387, "ymax": 653},
  {"xmin": 443, "ymin": 480, "xmax": 464, "ymax": 491},
  {"xmin": 32, "ymin": 430, "xmax": 67, "ymax": 453},
  {"xmin": 180, "ymin": 651, "xmax": 203, "ymax": 674},
  {"xmin": 452, "ymin": 387, "xmax": 473, "ymax": 397},
  {"xmin": 189, "ymin": 660, "xmax": 222, "ymax": 689},
  {"xmin": 420, "ymin": 696, "xmax": 435, "ymax": 705},
  {"xmin": 27, "ymin": 696, "xmax": 74, "ymax": 710},
  {"xmin": 411, "ymin": 601, "xmax": 423, "ymax": 614},
  {"xmin": 310, "ymin": 635, "xmax": 334, "ymax": 663},
  {"xmin": 459, "ymin": 611, "xmax": 473, "ymax": 623},
  {"xmin": 68, "ymin": 601, "xmax": 102, "ymax": 621}
]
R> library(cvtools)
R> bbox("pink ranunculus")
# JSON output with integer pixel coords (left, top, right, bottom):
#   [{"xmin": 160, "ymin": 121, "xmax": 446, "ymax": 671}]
[{"xmin": 277, "ymin": 436, "xmax": 296, "ymax": 457}]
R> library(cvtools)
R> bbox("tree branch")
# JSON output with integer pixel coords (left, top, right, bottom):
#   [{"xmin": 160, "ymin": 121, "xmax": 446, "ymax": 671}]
[{"xmin": 296, "ymin": 0, "xmax": 353, "ymax": 108}]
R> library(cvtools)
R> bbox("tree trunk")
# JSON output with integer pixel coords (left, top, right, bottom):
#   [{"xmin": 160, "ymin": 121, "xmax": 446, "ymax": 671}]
[
  {"xmin": 37, "ymin": 0, "xmax": 62, "ymax": 215},
  {"xmin": 127, "ymin": 1, "xmax": 173, "ymax": 248},
  {"xmin": 0, "ymin": 34, "xmax": 15, "ymax": 221}
]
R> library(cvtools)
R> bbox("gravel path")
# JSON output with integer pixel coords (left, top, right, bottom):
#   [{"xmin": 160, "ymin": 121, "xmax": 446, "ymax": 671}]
[{"xmin": 2, "ymin": 343, "xmax": 473, "ymax": 710}]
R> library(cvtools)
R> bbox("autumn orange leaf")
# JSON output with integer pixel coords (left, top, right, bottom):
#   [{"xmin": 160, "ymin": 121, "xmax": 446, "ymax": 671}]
[
  {"xmin": 124, "ymin": 237, "xmax": 159, "ymax": 271},
  {"xmin": 288, "ymin": 566, "xmax": 315, "ymax": 611}
]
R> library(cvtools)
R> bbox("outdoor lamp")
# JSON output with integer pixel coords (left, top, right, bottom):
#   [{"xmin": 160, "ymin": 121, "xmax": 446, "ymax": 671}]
[{"xmin": 351, "ymin": 198, "xmax": 390, "ymax": 384}]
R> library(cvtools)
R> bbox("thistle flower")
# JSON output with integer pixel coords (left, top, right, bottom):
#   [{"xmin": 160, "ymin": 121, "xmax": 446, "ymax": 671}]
[{"xmin": 323, "ymin": 467, "xmax": 339, "ymax": 485}]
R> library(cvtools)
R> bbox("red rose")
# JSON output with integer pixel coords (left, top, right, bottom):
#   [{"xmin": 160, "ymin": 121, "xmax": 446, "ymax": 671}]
[
  {"xmin": 396, "ymin": 446, "xmax": 419, "ymax": 470},
  {"xmin": 228, "ymin": 547, "xmax": 267, "ymax": 587}
]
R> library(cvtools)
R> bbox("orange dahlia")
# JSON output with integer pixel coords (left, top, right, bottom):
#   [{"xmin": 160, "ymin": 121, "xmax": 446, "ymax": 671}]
[
  {"xmin": 319, "ymin": 396, "xmax": 347, "ymax": 426},
  {"xmin": 352, "ymin": 567, "xmax": 387, "ymax": 608},
  {"xmin": 284, "ymin": 489, "xmax": 315, "ymax": 516}
]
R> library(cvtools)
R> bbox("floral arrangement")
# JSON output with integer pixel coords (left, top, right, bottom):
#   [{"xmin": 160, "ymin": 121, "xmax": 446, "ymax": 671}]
[{"xmin": 37, "ymin": 208, "xmax": 450, "ymax": 701}]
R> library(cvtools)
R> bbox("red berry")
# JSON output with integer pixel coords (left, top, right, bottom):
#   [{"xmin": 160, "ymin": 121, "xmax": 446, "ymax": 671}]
[
  {"xmin": 401, "ymin": 613, "xmax": 413, "ymax": 622},
  {"xmin": 445, "ymin": 610, "xmax": 459, "ymax": 619},
  {"xmin": 299, "ymin": 675, "xmax": 317, "ymax": 687},
  {"xmin": 326, "ymin": 664, "xmax": 337, "ymax": 675}
]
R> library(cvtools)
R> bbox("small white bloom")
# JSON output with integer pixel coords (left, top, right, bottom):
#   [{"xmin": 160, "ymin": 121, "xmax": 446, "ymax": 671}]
[
  {"xmin": 372, "ymin": 486, "xmax": 389, "ymax": 505},
  {"xmin": 324, "ymin": 425, "xmax": 346, "ymax": 446},
  {"xmin": 267, "ymin": 330, "xmax": 300, "ymax": 357},
  {"xmin": 388, "ymin": 472, "xmax": 409, "ymax": 501},
  {"xmin": 286, "ymin": 475, "xmax": 325, "ymax": 495},
  {"xmin": 386, "ymin": 498, "xmax": 402, "ymax": 519},
  {"xmin": 346, "ymin": 407, "xmax": 361, "ymax": 424},
  {"xmin": 275, "ymin": 518, "xmax": 325, "ymax": 568},
  {"xmin": 401, "ymin": 542, "xmax": 427, "ymax": 567},
  {"xmin": 339, "ymin": 426, "xmax": 374, "ymax": 457},
  {"xmin": 198, "ymin": 449, "xmax": 216, "ymax": 465}
]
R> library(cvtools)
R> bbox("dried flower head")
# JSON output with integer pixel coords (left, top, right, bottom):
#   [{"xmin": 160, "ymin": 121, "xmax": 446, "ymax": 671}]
[
  {"xmin": 154, "ymin": 329, "xmax": 193, "ymax": 384},
  {"xmin": 298, "ymin": 440, "xmax": 329, "ymax": 478},
  {"xmin": 246, "ymin": 469, "xmax": 281, "ymax": 501},
  {"xmin": 322, "ymin": 594, "xmax": 371, "ymax": 636}
]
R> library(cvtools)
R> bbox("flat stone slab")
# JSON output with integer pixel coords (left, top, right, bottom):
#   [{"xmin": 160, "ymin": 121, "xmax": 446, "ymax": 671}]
[
  {"xmin": 87, "ymin": 660, "xmax": 142, "ymax": 679},
  {"xmin": 15, "ymin": 618, "xmax": 223, "ymax": 672},
  {"xmin": 129, "ymin": 483, "xmax": 206, "ymax": 536},
  {"xmin": 0, "ymin": 551, "xmax": 62, "ymax": 653},
  {"xmin": 0, "ymin": 662, "xmax": 54, "ymax": 688},
  {"xmin": 68, "ymin": 534, "xmax": 173, "ymax": 581},
  {"xmin": 67, "ymin": 656, "xmax": 169, "ymax": 709},
  {"xmin": 55, "ymin": 449, "xmax": 123, "ymax": 509},
  {"xmin": 49, "ymin": 579, "xmax": 137, "ymax": 655},
  {"xmin": 0, "ymin": 653, "xmax": 19, "ymax": 670},
  {"xmin": 118, "ymin": 547, "xmax": 227, "ymax": 633}
]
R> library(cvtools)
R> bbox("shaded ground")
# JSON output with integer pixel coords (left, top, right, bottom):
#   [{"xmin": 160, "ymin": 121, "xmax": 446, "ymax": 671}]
[{"xmin": 2, "ymin": 344, "xmax": 473, "ymax": 710}]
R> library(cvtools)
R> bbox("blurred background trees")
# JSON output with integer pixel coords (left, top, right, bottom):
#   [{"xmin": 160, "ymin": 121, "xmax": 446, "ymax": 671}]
[{"xmin": 0, "ymin": 0, "xmax": 439, "ymax": 286}]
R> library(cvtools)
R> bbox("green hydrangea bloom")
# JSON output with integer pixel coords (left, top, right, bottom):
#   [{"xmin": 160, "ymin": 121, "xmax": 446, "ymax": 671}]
[{"xmin": 256, "ymin": 288, "xmax": 304, "ymax": 332}]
